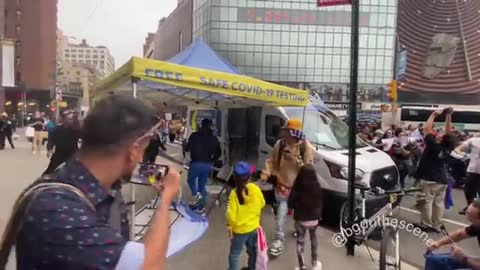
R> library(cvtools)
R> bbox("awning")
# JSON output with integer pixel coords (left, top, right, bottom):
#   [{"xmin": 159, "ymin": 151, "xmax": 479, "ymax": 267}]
[{"xmin": 95, "ymin": 57, "xmax": 308, "ymax": 108}]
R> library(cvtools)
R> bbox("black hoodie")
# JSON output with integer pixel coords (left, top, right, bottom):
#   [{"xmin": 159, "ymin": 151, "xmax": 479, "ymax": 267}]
[{"xmin": 186, "ymin": 128, "xmax": 221, "ymax": 163}]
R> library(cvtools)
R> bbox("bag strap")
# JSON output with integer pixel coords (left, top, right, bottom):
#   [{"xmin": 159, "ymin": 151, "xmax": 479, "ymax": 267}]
[
  {"xmin": 277, "ymin": 139, "xmax": 285, "ymax": 169},
  {"xmin": 0, "ymin": 178, "xmax": 95, "ymax": 269}
]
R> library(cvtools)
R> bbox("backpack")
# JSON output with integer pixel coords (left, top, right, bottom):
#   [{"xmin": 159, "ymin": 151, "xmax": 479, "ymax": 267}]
[{"xmin": 0, "ymin": 177, "xmax": 95, "ymax": 269}]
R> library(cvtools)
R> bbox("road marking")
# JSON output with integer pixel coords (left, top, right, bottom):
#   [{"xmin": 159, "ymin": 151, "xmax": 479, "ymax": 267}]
[{"xmin": 399, "ymin": 207, "xmax": 468, "ymax": 228}]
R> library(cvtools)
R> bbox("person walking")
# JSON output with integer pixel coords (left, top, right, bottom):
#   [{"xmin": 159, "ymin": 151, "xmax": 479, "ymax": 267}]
[
  {"xmin": 2, "ymin": 113, "xmax": 15, "ymax": 149},
  {"xmin": 454, "ymin": 136, "xmax": 480, "ymax": 215},
  {"xmin": 260, "ymin": 119, "xmax": 314, "ymax": 257},
  {"xmin": 415, "ymin": 108, "xmax": 457, "ymax": 232},
  {"xmin": 288, "ymin": 164, "xmax": 323, "ymax": 270},
  {"xmin": 143, "ymin": 117, "xmax": 167, "ymax": 165},
  {"xmin": 28, "ymin": 111, "xmax": 45, "ymax": 154},
  {"xmin": 185, "ymin": 118, "xmax": 221, "ymax": 214},
  {"xmin": 226, "ymin": 162, "xmax": 266, "ymax": 270},
  {"xmin": 43, "ymin": 110, "xmax": 81, "ymax": 175},
  {"xmin": 0, "ymin": 114, "xmax": 5, "ymax": 150},
  {"xmin": 0, "ymin": 95, "xmax": 182, "ymax": 269}
]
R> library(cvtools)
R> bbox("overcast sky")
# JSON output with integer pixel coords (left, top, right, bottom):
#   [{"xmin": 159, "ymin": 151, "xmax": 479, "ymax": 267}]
[{"xmin": 58, "ymin": 0, "xmax": 178, "ymax": 68}]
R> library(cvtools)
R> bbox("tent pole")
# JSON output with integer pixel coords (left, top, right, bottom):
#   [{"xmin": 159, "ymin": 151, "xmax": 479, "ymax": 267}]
[
  {"xmin": 302, "ymin": 106, "xmax": 306, "ymax": 131},
  {"xmin": 130, "ymin": 80, "xmax": 137, "ymax": 240}
]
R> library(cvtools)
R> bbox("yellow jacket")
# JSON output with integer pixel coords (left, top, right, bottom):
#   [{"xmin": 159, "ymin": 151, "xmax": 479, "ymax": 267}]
[{"xmin": 226, "ymin": 183, "xmax": 266, "ymax": 234}]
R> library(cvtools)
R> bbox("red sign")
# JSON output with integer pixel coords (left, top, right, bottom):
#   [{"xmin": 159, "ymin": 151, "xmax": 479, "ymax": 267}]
[{"xmin": 317, "ymin": 0, "xmax": 352, "ymax": 7}]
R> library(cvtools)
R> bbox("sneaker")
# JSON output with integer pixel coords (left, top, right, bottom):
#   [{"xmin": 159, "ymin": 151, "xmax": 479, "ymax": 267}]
[
  {"xmin": 312, "ymin": 261, "xmax": 323, "ymax": 270},
  {"xmin": 269, "ymin": 239, "xmax": 284, "ymax": 256},
  {"xmin": 413, "ymin": 223, "xmax": 440, "ymax": 233},
  {"xmin": 459, "ymin": 207, "xmax": 467, "ymax": 215},
  {"xmin": 294, "ymin": 266, "xmax": 307, "ymax": 270}
]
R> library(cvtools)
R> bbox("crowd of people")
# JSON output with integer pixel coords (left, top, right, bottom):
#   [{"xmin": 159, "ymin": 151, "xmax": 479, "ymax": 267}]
[{"xmin": 357, "ymin": 109, "xmax": 480, "ymax": 269}]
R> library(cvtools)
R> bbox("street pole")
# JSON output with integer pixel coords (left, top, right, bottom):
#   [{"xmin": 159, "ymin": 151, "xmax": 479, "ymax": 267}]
[{"xmin": 346, "ymin": 0, "xmax": 360, "ymax": 256}]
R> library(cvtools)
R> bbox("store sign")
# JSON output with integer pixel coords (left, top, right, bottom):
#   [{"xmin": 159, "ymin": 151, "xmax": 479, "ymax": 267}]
[
  {"xmin": 237, "ymin": 8, "xmax": 369, "ymax": 27},
  {"xmin": 324, "ymin": 102, "xmax": 361, "ymax": 110},
  {"xmin": 317, "ymin": 0, "xmax": 352, "ymax": 7}
]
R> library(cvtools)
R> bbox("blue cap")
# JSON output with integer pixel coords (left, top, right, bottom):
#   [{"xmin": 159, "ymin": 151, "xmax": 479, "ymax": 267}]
[{"xmin": 234, "ymin": 161, "xmax": 252, "ymax": 177}]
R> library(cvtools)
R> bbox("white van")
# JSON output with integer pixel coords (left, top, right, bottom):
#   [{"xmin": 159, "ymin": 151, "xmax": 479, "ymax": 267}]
[{"xmin": 186, "ymin": 101, "xmax": 399, "ymax": 223}]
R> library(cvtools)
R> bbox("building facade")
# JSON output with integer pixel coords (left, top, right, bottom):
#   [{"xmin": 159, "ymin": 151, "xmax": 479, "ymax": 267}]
[
  {"xmin": 56, "ymin": 62, "xmax": 100, "ymax": 107},
  {"xmin": 193, "ymin": 0, "xmax": 397, "ymax": 103},
  {"xmin": 63, "ymin": 39, "xmax": 115, "ymax": 77},
  {"xmin": 153, "ymin": 0, "xmax": 193, "ymax": 60},
  {"xmin": 397, "ymin": 0, "xmax": 480, "ymax": 105},
  {"xmin": 3, "ymin": 0, "xmax": 57, "ymax": 114},
  {"xmin": 143, "ymin": 33, "xmax": 155, "ymax": 58}
]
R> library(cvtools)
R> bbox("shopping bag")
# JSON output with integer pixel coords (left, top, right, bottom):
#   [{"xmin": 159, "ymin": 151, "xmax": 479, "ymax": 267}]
[
  {"xmin": 445, "ymin": 176, "xmax": 454, "ymax": 210},
  {"xmin": 25, "ymin": 127, "xmax": 34, "ymax": 138},
  {"xmin": 256, "ymin": 226, "xmax": 269, "ymax": 270}
]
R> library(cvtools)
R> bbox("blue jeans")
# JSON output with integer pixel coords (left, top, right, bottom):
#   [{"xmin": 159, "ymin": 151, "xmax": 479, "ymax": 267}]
[
  {"xmin": 229, "ymin": 230, "xmax": 258, "ymax": 270},
  {"xmin": 187, "ymin": 162, "xmax": 211, "ymax": 208},
  {"xmin": 274, "ymin": 190, "xmax": 289, "ymax": 241}
]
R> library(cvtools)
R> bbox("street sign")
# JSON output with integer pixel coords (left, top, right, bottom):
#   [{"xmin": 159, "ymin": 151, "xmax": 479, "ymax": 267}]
[
  {"xmin": 397, "ymin": 49, "xmax": 408, "ymax": 80},
  {"xmin": 55, "ymin": 87, "xmax": 63, "ymax": 101},
  {"xmin": 324, "ymin": 102, "xmax": 362, "ymax": 110},
  {"xmin": 317, "ymin": 0, "xmax": 352, "ymax": 7}
]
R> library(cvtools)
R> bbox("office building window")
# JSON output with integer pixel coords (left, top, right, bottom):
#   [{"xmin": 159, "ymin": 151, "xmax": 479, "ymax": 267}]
[
  {"xmin": 15, "ymin": 57, "xmax": 21, "ymax": 66},
  {"xmin": 15, "ymin": 25, "xmax": 20, "ymax": 32}
]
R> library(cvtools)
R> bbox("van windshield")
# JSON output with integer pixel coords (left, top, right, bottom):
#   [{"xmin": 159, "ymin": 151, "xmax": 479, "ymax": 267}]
[{"xmin": 284, "ymin": 107, "xmax": 368, "ymax": 150}]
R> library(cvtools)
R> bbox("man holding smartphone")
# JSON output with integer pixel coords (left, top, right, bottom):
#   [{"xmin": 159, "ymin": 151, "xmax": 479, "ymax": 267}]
[
  {"xmin": 415, "ymin": 107, "xmax": 457, "ymax": 232},
  {"xmin": 2, "ymin": 95, "xmax": 181, "ymax": 270}
]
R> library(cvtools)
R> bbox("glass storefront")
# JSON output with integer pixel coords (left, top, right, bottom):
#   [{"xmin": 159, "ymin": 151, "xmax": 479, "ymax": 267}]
[{"xmin": 193, "ymin": 0, "xmax": 397, "ymax": 102}]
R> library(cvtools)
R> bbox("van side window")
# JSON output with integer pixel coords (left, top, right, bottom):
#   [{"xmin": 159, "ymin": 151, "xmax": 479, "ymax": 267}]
[{"xmin": 265, "ymin": 115, "xmax": 285, "ymax": 147}]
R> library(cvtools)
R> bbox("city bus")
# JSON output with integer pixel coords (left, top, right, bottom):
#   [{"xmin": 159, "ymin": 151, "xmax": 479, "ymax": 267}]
[{"xmin": 397, "ymin": 106, "xmax": 480, "ymax": 134}]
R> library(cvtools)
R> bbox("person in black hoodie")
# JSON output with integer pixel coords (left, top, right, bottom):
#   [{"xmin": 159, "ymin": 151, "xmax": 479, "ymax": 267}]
[
  {"xmin": 288, "ymin": 164, "xmax": 323, "ymax": 270},
  {"xmin": 185, "ymin": 118, "xmax": 221, "ymax": 214},
  {"xmin": 43, "ymin": 110, "xmax": 81, "ymax": 175}
]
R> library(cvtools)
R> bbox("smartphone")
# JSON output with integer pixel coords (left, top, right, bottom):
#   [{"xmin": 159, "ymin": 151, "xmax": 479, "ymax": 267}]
[{"xmin": 132, "ymin": 163, "xmax": 170, "ymax": 185}]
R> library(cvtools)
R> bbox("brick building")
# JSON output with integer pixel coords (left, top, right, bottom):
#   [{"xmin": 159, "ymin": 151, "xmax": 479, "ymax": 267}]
[{"xmin": 3, "ymin": 0, "xmax": 58, "ymax": 115}]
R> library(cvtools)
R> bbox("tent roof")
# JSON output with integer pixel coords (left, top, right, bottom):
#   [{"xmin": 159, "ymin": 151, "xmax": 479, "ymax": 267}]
[
  {"xmin": 168, "ymin": 38, "xmax": 241, "ymax": 74},
  {"xmin": 95, "ymin": 57, "xmax": 308, "ymax": 108}
]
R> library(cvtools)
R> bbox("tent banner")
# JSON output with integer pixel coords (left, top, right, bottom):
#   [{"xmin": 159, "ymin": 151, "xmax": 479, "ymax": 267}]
[{"xmin": 131, "ymin": 58, "xmax": 308, "ymax": 106}]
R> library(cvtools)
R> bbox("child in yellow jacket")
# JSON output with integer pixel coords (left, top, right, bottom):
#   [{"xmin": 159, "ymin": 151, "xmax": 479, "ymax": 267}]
[{"xmin": 227, "ymin": 162, "xmax": 266, "ymax": 270}]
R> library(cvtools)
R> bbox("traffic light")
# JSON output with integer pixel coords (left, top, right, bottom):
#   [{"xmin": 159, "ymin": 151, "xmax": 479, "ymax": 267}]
[{"xmin": 387, "ymin": 80, "xmax": 398, "ymax": 101}]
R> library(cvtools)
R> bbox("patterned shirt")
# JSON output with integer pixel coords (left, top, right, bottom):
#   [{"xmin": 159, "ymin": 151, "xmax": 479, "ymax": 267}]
[{"xmin": 16, "ymin": 159, "xmax": 130, "ymax": 270}]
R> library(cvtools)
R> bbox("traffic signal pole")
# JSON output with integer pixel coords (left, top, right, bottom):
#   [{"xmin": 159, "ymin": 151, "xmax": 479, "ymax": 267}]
[{"xmin": 346, "ymin": 0, "xmax": 360, "ymax": 256}]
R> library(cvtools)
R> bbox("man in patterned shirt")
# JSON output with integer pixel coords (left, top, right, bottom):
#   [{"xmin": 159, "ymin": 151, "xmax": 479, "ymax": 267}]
[{"xmin": 2, "ymin": 95, "xmax": 181, "ymax": 270}]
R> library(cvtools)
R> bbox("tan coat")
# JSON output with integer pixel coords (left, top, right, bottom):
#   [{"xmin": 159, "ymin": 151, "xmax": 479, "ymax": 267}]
[{"xmin": 263, "ymin": 140, "xmax": 314, "ymax": 188}]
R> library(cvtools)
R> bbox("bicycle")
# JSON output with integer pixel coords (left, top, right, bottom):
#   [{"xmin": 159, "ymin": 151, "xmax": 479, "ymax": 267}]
[{"xmin": 339, "ymin": 182, "xmax": 421, "ymax": 270}]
